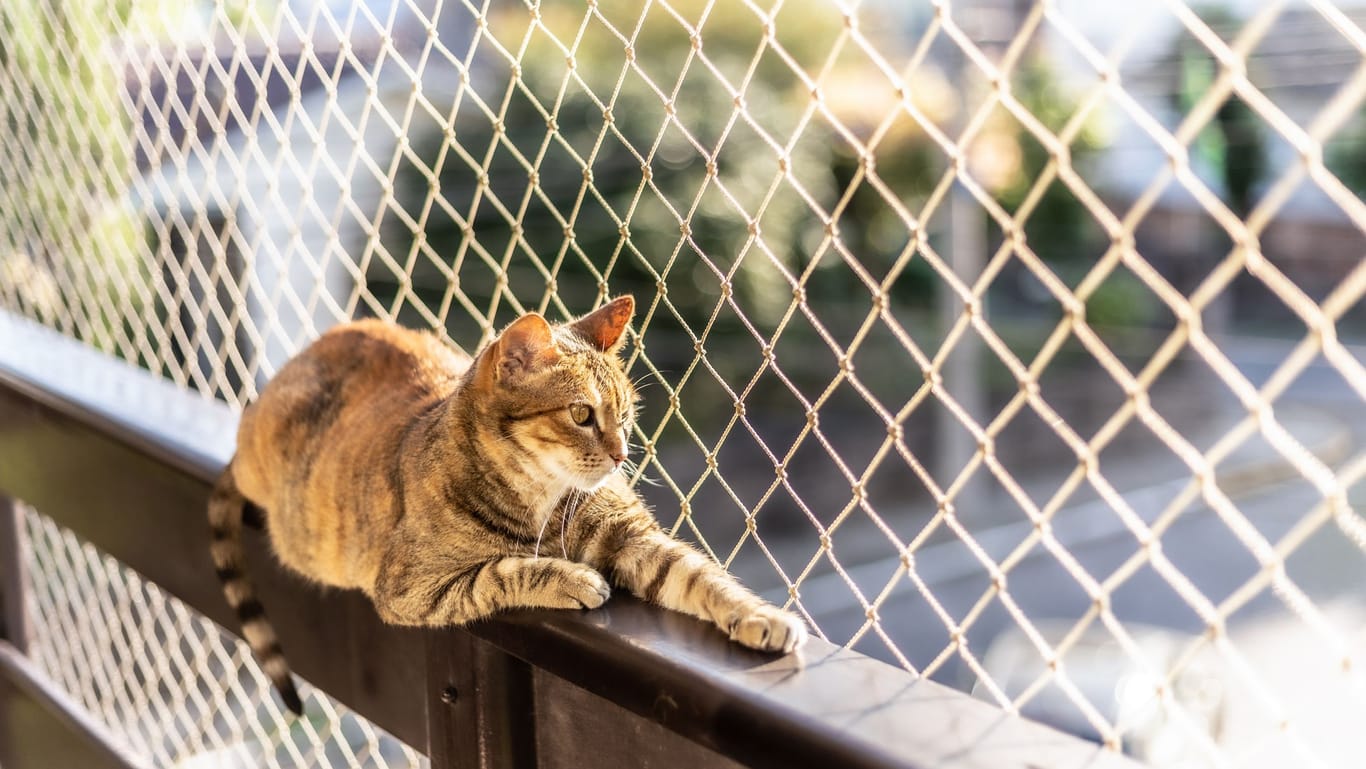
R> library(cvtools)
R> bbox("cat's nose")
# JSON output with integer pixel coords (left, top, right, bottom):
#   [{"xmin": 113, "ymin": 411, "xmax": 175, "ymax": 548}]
[{"xmin": 608, "ymin": 450, "xmax": 626, "ymax": 467}]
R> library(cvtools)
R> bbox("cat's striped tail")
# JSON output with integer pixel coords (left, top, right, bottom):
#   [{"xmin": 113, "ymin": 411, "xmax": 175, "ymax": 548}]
[{"xmin": 208, "ymin": 463, "xmax": 304, "ymax": 716}]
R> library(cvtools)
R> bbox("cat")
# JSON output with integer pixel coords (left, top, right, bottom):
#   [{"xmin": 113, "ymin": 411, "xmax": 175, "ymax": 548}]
[{"xmin": 208, "ymin": 296, "xmax": 807, "ymax": 714}]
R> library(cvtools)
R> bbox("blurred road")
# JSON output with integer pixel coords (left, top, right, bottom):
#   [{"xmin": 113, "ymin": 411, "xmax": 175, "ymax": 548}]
[{"xmin": 747, "ymin": 334, "xmax": 1366, "ymax": 765}]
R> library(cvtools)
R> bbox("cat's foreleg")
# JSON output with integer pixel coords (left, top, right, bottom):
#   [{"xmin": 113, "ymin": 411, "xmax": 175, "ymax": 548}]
[
  {"xmin": 373, "ymin": 555, "xmax": 610, "ymax": 626},
  {"xmin": 604, "ymin": 528, "xmax": 807, "ymax": 653}
]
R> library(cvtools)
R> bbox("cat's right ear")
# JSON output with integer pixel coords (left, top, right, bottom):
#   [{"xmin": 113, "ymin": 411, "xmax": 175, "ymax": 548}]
[{"xmin": 485, "ymin": 313, "xmax": 560, "ymax": 384}]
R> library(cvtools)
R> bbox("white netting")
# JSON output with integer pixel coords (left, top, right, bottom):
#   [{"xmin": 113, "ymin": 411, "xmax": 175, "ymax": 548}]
[
  {"xmin": 18, "ymin": 503, "xmax": 426, "ymax": 769},
  {"xmin": 3, "ymin": 0, "xmax": 1366, "ymax": 766}
]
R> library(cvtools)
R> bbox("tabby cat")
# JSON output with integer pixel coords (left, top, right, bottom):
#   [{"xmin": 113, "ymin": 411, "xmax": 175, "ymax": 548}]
[{"xmin": 208, "ymin": 296, "xmax": 806, "ymax": 714}]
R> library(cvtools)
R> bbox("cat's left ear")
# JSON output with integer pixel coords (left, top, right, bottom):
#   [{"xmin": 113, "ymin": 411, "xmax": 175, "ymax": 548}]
[
  {"xmin": 491, "ymin": 313, "xmax": 560, "ymax": 383},
  {"xmin": 570, "ymin": 296, "xmax": 634, "ymax": 354}
]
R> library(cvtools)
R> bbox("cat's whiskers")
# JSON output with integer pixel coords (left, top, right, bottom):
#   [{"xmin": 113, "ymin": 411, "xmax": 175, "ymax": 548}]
[
  {"xmin": 560, "ymin": 488, "xmax": 584, "ymax": 560},
  {"xmin": 621, "ymin": 457, "xmax": 662, "ymax": 487}
]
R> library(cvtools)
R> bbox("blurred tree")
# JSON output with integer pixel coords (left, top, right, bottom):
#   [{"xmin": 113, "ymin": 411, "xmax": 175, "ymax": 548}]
[
  {"xmin": 1328, "ymin": 116, "xmax": 1366, "ymax": 198},
  {"xmin": 0, "ymin": 0, "xmax": 144, "ymax": 348},
  {"xmin": 386, "ymin": 0, "xmax": 954, "ymax": 356},
  {"xmin": 1174, "ymin": 6, "xmax": 1267, "ymax": 219}
]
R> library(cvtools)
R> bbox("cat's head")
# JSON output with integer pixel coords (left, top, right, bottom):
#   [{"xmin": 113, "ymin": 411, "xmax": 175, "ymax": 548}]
[{"xmin": 474, "ymin": 296, "xmax": 639, "ymax": 492}]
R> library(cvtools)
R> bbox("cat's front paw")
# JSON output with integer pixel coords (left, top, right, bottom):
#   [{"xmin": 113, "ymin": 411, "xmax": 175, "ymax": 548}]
[
  {"xmin": 560, "ymin": 564, "xmax": 611, "ymax": 610},
  {"xmin": 727, "ymin": 604, "xmax": 808, "ymax": 654}
]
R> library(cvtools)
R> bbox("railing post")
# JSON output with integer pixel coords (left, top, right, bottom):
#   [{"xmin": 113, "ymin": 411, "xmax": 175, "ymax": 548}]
[
  {"xmin": 426, "ymin": 626, "xmax": 538, "ymax": 769},
  {"xmin": 0, "ymin": 496, "xmax": 29, "ymax": 654}
]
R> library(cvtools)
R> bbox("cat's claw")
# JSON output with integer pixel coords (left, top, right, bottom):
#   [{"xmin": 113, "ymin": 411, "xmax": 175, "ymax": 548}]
[
  {"xmin": 564, "ymin": 566, "xmax": 611, "ymax": 610},
  {"xmin": 728, "ymin": 605, "xmax": 808, "ymax": 654}
]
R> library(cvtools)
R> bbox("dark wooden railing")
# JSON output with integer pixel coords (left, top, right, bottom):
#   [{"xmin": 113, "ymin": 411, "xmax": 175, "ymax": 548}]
[{"xmin": 0, "ymin": 310, "xmax": 1138, "ymax": 769}]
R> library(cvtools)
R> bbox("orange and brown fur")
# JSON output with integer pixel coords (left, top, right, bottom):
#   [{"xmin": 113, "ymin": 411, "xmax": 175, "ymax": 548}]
[{"xmin": 208, "ymin": 297, "xmax": 807, "ymax": 714}]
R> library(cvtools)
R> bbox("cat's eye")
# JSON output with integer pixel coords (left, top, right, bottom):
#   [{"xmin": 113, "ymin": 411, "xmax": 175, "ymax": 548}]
[{"xmin": 569, "ymin": 403, "xmax": 594, "ymax": 426}]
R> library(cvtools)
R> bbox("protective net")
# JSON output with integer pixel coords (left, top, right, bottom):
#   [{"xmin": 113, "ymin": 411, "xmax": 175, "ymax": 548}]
[{"xmin": 3, "ymin": 1, "xmax": 1366, "ymax": 766}]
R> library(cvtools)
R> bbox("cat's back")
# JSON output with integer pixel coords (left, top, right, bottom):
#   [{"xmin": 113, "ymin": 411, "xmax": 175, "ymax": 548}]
[
  {"xmin": 258, "ymin": 318, "xmax": 469, "ymax": 411},
  {"xmin": 235, "ymin": 319, "xmax": 470, "ymax": 500}
]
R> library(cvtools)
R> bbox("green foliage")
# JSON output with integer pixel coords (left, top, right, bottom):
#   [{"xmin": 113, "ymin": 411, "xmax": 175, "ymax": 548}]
[
  {"xmin": 1173, "ymin": 5, "xmax": 1267, "ymax": 217},
  {"xmin": 386, "ymin": 0, "xmax": 953, "ymax": 360},
  {"xmin": 994, "ymin": 55, "xmax": 1107, "ymax": 264},
  {"xmin": 0, "ymin": 0, "xmax": 146, "ymax": 349},
  {"xmin": 1328, "ymin": 116, "xmax": 1366, "ymax": 198},
  {"xmin": 382, "ymin": 3, "xmax": 1139, "ymax": 403}
]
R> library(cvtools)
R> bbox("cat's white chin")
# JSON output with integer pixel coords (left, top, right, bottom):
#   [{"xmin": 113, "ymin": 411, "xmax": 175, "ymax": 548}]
[
  {"xmin": 574, "ymin": 473, "xmax": 614, "ymax": 492},
  {"xmin": 545, "ymin": 463, "xmax": 614, "ymax": 494}
]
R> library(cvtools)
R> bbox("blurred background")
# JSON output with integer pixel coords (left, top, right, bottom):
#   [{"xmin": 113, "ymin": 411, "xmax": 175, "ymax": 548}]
[{"xmin": 3, "ymin": 0, "xmax": 1366, "ymax": 766}]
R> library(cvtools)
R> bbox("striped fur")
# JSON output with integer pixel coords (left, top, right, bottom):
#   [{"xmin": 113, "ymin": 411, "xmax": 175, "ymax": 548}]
[
  {"xmin": 212, "ymin": 297, "xmax": 806, "ymax": 713},
  {"xmin": 207, "ymin": 465, "xmax": 303, "ymax": 715}
]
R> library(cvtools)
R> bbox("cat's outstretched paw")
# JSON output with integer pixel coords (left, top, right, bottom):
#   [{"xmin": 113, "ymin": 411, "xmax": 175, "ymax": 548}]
[
  {"xmin": 560, "ymin": 564, "xmax": 611, "ymax": 610},
  {"xmin": 728, "ymin": 604, "xmax": 808, "ymax": 654}
]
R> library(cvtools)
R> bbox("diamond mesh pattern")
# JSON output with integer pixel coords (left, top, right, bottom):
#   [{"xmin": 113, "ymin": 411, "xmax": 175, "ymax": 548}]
[
  {"xmin": 19, "ymin": 503, "xmax": 426, "ymax": 768},
  {"xmin": 3, "ymin": 1, "xmax": 1366, "ymax": 766}
]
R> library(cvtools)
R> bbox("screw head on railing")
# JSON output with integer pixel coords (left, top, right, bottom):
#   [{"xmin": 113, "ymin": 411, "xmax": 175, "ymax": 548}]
[{"xmin": 440, "ymin": 686, "xmax": 459, "ymax": 705}]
